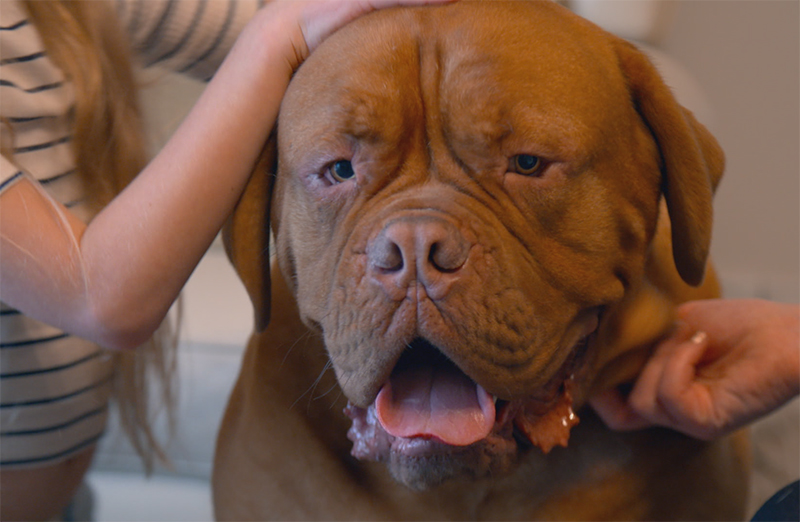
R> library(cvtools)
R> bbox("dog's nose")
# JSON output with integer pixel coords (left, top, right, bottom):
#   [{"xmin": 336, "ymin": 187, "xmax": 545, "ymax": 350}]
[{"xmin": 367, "ymin": 215, "xmax": 471, "ymax": 300}]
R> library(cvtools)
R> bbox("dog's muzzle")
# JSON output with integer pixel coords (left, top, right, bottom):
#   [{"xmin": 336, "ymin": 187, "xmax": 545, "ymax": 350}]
[{"xmin": 344, "ymin": 315, "xmax": 597, "ymax": 466}]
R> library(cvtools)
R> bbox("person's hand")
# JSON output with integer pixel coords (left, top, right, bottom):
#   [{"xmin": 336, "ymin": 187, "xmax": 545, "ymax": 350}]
[
  {"xmin": 300, "ymin": 0, "xmax": 456, "ymax": 57},
  {"xmin": 257, "ymin": 0, "xmax": 456, "ymax": 74},
  {"xmin": 590, "ymin": 299, "xmax": 800, "ymax": 440}
]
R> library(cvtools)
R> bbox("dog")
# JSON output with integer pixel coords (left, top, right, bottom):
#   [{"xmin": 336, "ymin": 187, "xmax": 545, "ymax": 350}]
[{"xmin": 213, "ymin": 2, "xmax": 750, "ymax": 519}]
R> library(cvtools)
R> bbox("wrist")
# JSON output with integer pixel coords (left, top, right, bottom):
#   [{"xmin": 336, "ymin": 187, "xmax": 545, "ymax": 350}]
[{"xmin": 246, "ymin": 2, "xmax": 311, "ymax": 73}]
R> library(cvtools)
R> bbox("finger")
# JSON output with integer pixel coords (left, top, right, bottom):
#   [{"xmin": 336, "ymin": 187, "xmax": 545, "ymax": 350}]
[
  {"xmin": 658, "ymin": 331, "xmax": 709, "ymax": 403},
  {"xmin": 301, "ymin": 0, "xmax": 456, "ymax": 53},
  {"xmin": 628, "ymin": 343, "xmax": 673, "ymax": 422},
  {"xmin": 627, "ymin": 326, "xmax": 697, "ymax": 422},
  {"xmin": 589, "ymin": 389, "xmax": 652, "ymax": 431},
  {"xmin": 656, "ymin": 331, "xmax": 718, "ymax": 439},
  {"xmin": 368, "ymin": 0, "xmax": 457, "ymax": 7}
]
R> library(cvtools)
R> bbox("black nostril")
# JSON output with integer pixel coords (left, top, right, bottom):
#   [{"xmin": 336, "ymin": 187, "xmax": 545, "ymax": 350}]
[
  {"xmin": 428, "ymin": 243, "xmax": 455, "ymax": 273},
  {"xmin": 368, "ymin": 234, "xmax": 405, "ymax": 272},
  {"xmin": 381, "ymin": 242, "xmax": 404, "ymax": 272},
  {"xmin": 428, "ymin": 239, "xmax": 468, "ymax": 273},
  {"xmin": 428, "ymin": 243, "xmax": 439, "ymax": 269}
]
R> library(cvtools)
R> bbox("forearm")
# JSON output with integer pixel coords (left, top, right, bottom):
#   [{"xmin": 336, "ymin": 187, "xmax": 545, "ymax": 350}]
[
  {"xmin": 1, "ymin": 9, "xmax": 294, "ymax": 349},
  {"xmin": 76, "ymin": 11, "xmax": 296, "ymax": 348}
]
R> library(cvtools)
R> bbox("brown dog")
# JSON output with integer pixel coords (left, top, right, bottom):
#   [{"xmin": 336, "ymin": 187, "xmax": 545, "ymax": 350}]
[{"xmin": 213, "ymin": 2, "xmax": 750, "ymax": 519}]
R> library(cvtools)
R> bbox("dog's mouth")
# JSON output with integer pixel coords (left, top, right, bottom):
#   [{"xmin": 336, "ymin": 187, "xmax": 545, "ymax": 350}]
[{"xmin": 344, "ymin": 325, "xmax": 595, "ymax": 469}]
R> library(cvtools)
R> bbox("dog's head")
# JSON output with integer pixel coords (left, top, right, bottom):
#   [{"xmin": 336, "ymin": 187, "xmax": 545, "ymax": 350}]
[{"xmin": 225, "ymin": 1, "xmax": 723, "ymax": 490}]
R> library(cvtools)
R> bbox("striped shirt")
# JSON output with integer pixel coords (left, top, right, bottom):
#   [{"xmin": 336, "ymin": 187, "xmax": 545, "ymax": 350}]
[{"xmin": 0, "ymin": 0, "xmax": 260, "ymax": 468}]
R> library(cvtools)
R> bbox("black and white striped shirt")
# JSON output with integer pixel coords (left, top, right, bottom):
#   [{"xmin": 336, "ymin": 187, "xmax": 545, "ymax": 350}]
[{"xmin": 0, "ymin": 0, "xmax": 260, "ymax": 468}]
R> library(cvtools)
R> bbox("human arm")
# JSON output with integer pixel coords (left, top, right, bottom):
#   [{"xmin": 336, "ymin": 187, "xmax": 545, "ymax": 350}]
[
  {"xmin": 590, "ymin": 299, "xmax": 800, "ymax": 440},
  {"xmin": 0, "ymin": 0, "xmax": 453, "ymax": 351}
]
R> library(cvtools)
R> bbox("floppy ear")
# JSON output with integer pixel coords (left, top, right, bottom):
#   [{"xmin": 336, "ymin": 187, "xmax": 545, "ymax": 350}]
[
  {"xmin": 222, "ymin": 139, "xmax": 276, "ymax": 332},
  {"xmin": 614, "ymin": 39, "xmax": 724, "ymax": 287}
]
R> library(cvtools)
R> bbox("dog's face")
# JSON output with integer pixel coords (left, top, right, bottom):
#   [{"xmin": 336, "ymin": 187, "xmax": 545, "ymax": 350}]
[{"xmin": 227, "ymin": 1, "xmax": 722, "ymax": 491}]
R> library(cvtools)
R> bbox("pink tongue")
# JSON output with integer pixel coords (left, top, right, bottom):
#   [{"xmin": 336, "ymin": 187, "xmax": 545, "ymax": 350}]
[{"xmin": 375, "ymin": 364, "xmax": 495, "ymax": 446}]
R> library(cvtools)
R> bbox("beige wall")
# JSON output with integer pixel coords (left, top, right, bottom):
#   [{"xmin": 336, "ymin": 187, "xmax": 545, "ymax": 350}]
[{"xmin": 662, "ymin": 0, "xmax": 799, "ymax": 302}]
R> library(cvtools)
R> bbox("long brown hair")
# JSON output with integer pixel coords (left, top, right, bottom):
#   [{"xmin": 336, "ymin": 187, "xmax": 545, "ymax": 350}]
[{"xmin": 23, "ymin": 0, "xmax": 177, "ymax": 472}]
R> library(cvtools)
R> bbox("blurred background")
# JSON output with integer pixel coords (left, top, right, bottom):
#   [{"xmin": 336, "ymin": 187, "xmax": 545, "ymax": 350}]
[{"xmin": 87, "ymin": 1, "xmax": 799, "ymax": 520}]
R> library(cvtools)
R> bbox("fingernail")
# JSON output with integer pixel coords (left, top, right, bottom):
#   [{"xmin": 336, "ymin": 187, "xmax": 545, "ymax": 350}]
[{"xmin": 690, "ymin": 331, "xmax": 708, "ymax": 344}]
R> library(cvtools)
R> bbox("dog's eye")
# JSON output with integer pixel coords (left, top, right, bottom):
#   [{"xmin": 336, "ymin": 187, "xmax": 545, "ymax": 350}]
[
  {"xmin": 330, "ymin": 160, "xmax": 356, "ymax": 182},
  {"xmin": 510, "ymin": 154, "xmax": 543, "ymax": 176}
]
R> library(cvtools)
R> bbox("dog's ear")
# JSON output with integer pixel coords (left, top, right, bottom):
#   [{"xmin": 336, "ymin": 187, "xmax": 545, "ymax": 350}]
[
  {"xmin": 222, "ymin": 139, "xmax": 276, "ymax": 332},
  {"xmin": 614, "ymin": 39, "xmax": 724, "ymax": 287}
]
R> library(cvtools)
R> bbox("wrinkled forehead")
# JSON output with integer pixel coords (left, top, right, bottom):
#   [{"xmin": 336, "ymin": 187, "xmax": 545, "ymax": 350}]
[
  {"xmin": 279, "ymin": 2, "xmax": 627, "ymax": 153},
  {"xmin": 278, "ymin": 7, "xmax": 425, "ymax": 143}
]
